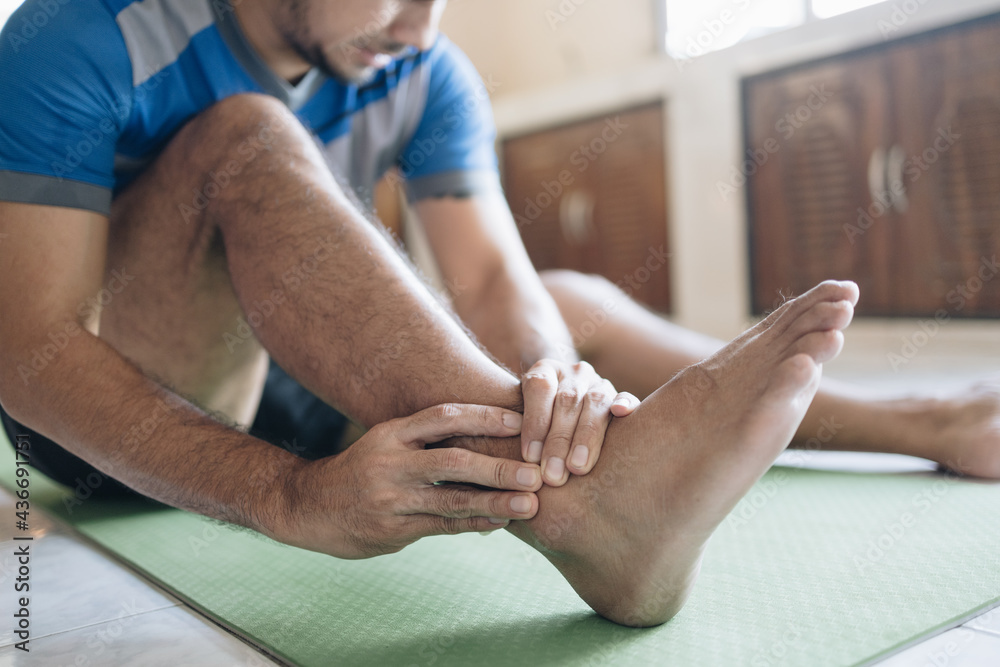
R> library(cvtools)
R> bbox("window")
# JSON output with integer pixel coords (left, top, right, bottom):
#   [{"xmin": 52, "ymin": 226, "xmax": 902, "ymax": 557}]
[
  {"xmin": 665, "ymin": 0, "xmax": 888, "ymax": 61},
  {"xmin": 1, "ymin": 0, "xmax": 24, "ymax": 31}
]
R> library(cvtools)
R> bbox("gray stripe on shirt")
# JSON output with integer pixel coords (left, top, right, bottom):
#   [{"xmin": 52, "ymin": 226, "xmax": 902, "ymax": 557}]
[
  {"xmin": 0, "ymin": 171, "xmax": 112, "ymax": 215},
  {"xmin": 116, "ymin": 0, "xmax": 215, "ymax": 86}
]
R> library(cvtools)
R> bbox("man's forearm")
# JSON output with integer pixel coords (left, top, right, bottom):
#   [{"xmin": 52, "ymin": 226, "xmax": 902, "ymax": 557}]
[
  {"xmin": 0, "ymin": 331, "xmax": 299, "ymax": 536},
  {"xmin": 458, "ymin": 269, "xmax": 578, "ymax": 374}
]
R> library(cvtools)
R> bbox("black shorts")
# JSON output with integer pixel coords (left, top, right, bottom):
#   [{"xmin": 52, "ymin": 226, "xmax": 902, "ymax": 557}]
[{"xmin": 1, "ymin": 360, "xmax": 349, "ymax": 498}]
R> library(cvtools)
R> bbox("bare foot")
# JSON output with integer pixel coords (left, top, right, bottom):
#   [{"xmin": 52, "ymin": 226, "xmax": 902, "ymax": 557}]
[
  {"xmin": 506, "ymin": 280, "xmax": 859, "ymax": 626},
  {"xmin": 925, "ymin": 381, "xmax": 1000, "ymax": 479}
]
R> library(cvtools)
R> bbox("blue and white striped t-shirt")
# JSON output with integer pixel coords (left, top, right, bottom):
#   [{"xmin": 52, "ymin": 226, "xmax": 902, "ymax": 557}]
[{"xmin": 0, "ymin": 0, "xmax": 501, "ymax": 215}]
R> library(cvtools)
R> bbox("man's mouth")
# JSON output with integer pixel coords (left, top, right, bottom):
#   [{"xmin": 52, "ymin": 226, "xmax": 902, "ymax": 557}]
[{"xmin": 357, "ymin": 47, "xmax": 394, "ymax": 69}]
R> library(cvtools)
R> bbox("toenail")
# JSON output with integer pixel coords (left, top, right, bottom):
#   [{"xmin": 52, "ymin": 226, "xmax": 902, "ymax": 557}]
[
  {"xmin": 516, "ymin": 467, "xmax": 539, "ymax": 487},
  {"xmin": 510, "ymin": 495, "xmax": 531, "ymax": 513},
  {"xmin": 544, "ymin": 457, "xmax": 565, "ymax": 482},
  {"xmin": 527, "ymin": 440, "xmax": 543, "ymax": 462},
  {"xmin": 570, "ymin": 445, "xmax": 589, "ymax": 468}
]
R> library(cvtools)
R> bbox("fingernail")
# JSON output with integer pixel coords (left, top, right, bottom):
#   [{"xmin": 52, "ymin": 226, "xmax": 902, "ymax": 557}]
[
  {"xmin": 526, "ymin": 440, "xmax": 543, "ymax": 463},
  {"xmin": 613, "ymin": 398, "xmax": 630, "ymax": 407},
  {"xmin": 543, "ymin": 457, "xmax": 565, "ymax": 483},
  {"xmin": 502, "ymin": 412, "xmax": 522, "ymax": 429},
  {"xmin": 488, "ymin": 517, "xmax": 508, "ymax": 525},
  {"xmin": 516, "ymin": 466, "xmax": 539, "ymax": 487},
  {"xmin": 570, "ymin": 445, "xmax": 589, "ymax": 469},
  {"xmin": 510, "ymin": 495, "xmax": 532, "ymax": 513}
]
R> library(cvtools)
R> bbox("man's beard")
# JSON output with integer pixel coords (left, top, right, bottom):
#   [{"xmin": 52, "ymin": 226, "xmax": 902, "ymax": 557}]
[{"xmin": 280, "ymin": 0, "xmax": 387, "ymax": 85}]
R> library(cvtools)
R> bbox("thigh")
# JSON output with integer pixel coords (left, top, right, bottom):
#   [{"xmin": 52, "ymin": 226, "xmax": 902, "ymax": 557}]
[{"xmin": 97, "ymin": 122, "xmax": 269, "ymax": 426}]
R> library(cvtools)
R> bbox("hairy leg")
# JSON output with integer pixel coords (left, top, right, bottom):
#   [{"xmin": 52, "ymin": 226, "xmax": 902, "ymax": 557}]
[
  {"xmin": 542, "ymin": 270, "xmax": 1000, "ymax": 478},
  {"xmin": 101, "ymin": 94, "xmax": 523, "ymax": 439},
  {"xmin": 101, "ymin": 94, "xmax": 858, "ymax": 626}
]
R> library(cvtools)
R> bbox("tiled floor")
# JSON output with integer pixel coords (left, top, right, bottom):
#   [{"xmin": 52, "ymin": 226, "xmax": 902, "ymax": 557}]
[
  {"xmin": 0, "ymin": 489, "xmax": 279, "ymax": 666},
  {"xmin": 0, "ymin": 358, "xmax": 998, "ymax": 666}
]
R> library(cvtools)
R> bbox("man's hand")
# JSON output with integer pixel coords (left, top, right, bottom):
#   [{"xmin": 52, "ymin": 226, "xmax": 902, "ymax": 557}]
[
  {"xmin": 278, "ymin": 404, "xmax": 542, "ymax": 559},
  {"xmin": 521, "ymin": 359, "xmax": 639, "ymax": 486}
]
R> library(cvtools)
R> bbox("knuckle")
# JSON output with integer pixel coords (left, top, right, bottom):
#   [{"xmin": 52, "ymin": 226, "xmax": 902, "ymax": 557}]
[
  {"xmin": 439, "ymin": 517, "xmax": 464, "ymax": 535},
  {"xmin": 440, "ymin": 447, "xmax": 471, "ymax": 475},
  {"xmin": 490, "ymin": 461, "xmax": 508, "ymax": 489},
  {"xmin": 586, "ymin": 389, "xmax": 610, "ymax": 406},
  {"xmin": 545, "ymin": 431, "xmax": 573, "ymax": 450},
  {"xmin": 556, "ymin": 390, "xmax": 582, "ymax": 407},
  {"xmin": 431, "ymin": 403, "xmax": 462, "ymax": 421},
  {"xmin": 523, "ymin": 374, "xmax": 555, "ymax": 390},
  {"xmin": 574, "ymin": 419, "xmax": 604, "ymax": 441},
  {"xmin": 440, "ymin": 489, "xmax": 471, "ymax": 517}
]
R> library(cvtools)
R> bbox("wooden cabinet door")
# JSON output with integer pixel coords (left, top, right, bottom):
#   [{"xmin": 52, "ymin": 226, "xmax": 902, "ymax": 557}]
[
  {"xmin": 887, "ymin": 18, "xmax": 1000, "ymax": 316},
  {"xmin": 745, "ymin": 52, "xmax": 894, "ymax": 315},
  {"xmin": 501, "ymin": 102, "xmax": 671, "ymax": 313}
]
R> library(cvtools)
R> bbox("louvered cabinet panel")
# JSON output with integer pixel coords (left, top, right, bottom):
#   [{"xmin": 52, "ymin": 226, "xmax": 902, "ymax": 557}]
[
  {"xmin": 502, "ymin": 102, "xmax": 671, "ymax": 312},
  {"xmin": 888, "ymin": 19, "xmax": 1000, "ymax": 316},
  {"xmin": 745, "ymin": 54, "xmax": 893, "ymax": 314}
]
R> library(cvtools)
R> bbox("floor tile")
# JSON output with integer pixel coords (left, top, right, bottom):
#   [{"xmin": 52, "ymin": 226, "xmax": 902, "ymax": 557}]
[
  {"xmin": 965, "ymin": 604, "xmax": 1000, "ymax": 637},
  {"xmin": 0, "ymin": 487, "xmax": 67, "ymax": 544},
  {"xmin": 875, "ymin": 627, "xmax": 1000, "ymax": 666},
  {"xmin": 0, "ymin": 533, "xmax": 177, "ymax": 647},
  {"xmin": 0, "ymin": 605, "xmax": 279, "ymax": 666}
]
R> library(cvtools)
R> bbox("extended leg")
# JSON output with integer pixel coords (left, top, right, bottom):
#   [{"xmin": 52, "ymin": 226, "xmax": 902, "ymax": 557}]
[
  {"xmin": 101, "ymin": 94, "xmax": 855, "ymax": 627},
  {"xmin": 541, "ymin": 270, "xmax": 1000, "ymax": 478}
]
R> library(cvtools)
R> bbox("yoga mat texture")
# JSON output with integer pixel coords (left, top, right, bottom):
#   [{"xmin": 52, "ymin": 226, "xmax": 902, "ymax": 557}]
[{"xmin": 2, "ymin": 430, "xmax": 998, "ymax": 667}]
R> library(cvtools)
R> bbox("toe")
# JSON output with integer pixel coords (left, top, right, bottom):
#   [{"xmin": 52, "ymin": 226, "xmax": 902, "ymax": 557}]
[
  {"xmin": 767, "ymin": 353, "xmax": 821, "ymax": 401},
  {"xmin": 791, "ymin": 328, "xmax": 845, "ymax": 364},
  {"xmin": 788, "ymin": 299, "xmax": 855, "ymax": 338}
]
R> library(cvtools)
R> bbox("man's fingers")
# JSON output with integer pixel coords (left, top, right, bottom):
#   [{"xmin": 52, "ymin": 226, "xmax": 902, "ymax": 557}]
[
  {"xmin": 414, "ymin": 447, "xmax": 542, "ymax": 491},
  {"xmin": 415, "ymin": 485, "xmax": 538, "ymax": 521},
  {"xmin": 610, "ymin": 392, "xmax": 640, "ymax": 418},
  {"xmin": 566, "ymin": 381, "xmax": 616, "ymax": 475},
  {"xmin": 406, "ymin": 514, "xmax": 514, "ymax": 539},
  {"xmin": 521, "ymin": 363, "xmax": 559, "ymax": 463},
  {"xmin": 539, "ymin": 375, "xmax": 589, "ymax": 486},
  {"xmin": 394, "ymin": 403, "xmax": 523, "ymax": 446}
]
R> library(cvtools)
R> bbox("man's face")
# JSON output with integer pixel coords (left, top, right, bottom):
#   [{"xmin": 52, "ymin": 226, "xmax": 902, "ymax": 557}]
[{"xmin": 278, "ymin": 0, "xmax": 448, "ymax": 84}]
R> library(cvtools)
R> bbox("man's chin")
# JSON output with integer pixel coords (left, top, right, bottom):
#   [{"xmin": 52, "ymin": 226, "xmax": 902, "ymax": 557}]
[{"xmin": 320, "ymin": 60, "xmax": 379, "ymax": 86}]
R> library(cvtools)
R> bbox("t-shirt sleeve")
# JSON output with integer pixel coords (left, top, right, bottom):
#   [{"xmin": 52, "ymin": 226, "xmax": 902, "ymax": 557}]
[
  {"xmin": 398, "ymin": 36, "xmax": 502, "ymax": 203},
  {"xmin": 0, "ymin": 0, "xmax": 133, "ymax": 215}
]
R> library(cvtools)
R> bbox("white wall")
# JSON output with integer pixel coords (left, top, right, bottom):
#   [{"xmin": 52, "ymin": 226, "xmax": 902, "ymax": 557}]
[{"xmin": 440, "ymin": 0, "xmax": 1000, "ymax": 373}]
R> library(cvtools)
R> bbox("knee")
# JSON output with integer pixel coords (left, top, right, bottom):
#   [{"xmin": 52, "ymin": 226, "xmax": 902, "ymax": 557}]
[
  {"xmin": 173, "ymin": 93, "xmax": 308, "ymax": 168},
  {"xmin": 541, "ymin": 269, "xmax": 622, "ymax": 304}
]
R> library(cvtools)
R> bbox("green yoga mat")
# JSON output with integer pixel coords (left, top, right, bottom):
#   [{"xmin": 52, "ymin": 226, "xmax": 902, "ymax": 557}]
[{"xmin": 2, "ymin": 429, "xmax": 998, "ymax": 667}]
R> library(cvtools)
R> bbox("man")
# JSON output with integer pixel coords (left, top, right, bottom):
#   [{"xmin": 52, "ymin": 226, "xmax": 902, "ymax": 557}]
[{"xmin": 0, "ymin": 0, "xmax": 987, "ymax": 626}]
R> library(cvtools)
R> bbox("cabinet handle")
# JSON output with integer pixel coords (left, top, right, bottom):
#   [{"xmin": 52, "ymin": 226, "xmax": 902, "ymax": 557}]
[
  {"xmin": 867, "ymin": 146, "xmax": 887, "ymax": 209},
  {"xmin": 887, "ymin": 144, "xmax": 909, "ymax": 213},
  {"xmin": 559, "ymin": 190, "xmax": 595, "ymax": 245}
]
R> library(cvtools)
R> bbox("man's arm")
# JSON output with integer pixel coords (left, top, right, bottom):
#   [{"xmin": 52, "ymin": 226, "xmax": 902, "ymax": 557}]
[
  {"xmin": 413, "ymin": 193, "xmax": 638, "ymax": 485},
  {"xmin": 0, "ymin": 202, "xmax": 540, "ymax": 557}
]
